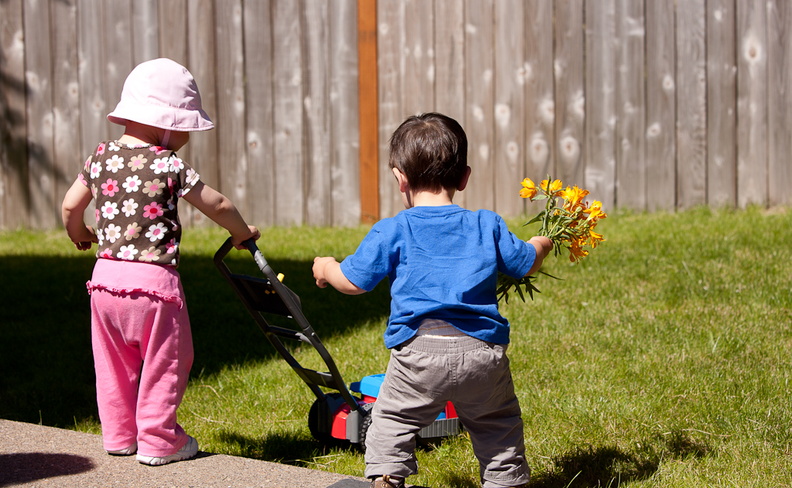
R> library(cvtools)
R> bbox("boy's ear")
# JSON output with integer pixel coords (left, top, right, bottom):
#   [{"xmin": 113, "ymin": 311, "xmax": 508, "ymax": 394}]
[
  {"xmin": 392, "ymin": 167, "xmax": 409, "ymax": 193},
  {"xmin": 457, "ymin": 166, "xmax": 472, "ymax": 191}
]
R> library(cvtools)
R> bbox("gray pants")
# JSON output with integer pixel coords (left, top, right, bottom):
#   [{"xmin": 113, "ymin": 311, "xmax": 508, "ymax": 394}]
[{"xmin": 364, "ymin": 334, "xmax": 531, "ymax": 488}]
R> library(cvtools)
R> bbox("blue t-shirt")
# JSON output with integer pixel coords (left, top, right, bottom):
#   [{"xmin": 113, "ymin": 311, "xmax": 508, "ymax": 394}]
[{"xmin": 340, "ymin": 205, "xmax": 536, "ymax": 348}]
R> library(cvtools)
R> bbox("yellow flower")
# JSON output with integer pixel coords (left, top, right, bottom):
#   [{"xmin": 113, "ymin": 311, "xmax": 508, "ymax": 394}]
[
  {"xmin": 569, "ymin": 239, "xmax": 589, "ymax": 262},
  {"xmin": 519, "ymin": 178, "xmax": 537, "ymax": 199},
  {"xmin": 541, "ymin": 178, "xmax": 563, "ymax": 196},
  {"xmin": 588, "ymin": 229, "xmax": 605, "ymax": 248},
  {"xmin": 585, "ymin": 200, "xmax": 607, "ymax": 221},
  {"xmin": 561, "ymin": 185, "xmax": 589, "ymax": 208}
]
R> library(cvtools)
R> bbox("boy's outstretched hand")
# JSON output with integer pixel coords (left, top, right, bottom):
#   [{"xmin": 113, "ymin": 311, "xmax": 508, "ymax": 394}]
[
  {"xmin": 312, "ymin": 256, "xmax": 366, "ymax": 295},
  {"xmin": 312, "ymin": 256, "xmax": 337, "ymax": 288}
]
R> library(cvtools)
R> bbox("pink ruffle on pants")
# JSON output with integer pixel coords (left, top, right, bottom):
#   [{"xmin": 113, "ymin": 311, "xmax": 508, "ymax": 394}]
[{"xmin": 88, "ymin": 258, "xmax": 193, "ymax": 457}]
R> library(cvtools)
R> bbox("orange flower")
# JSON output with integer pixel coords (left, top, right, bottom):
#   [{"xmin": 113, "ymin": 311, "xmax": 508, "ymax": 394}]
[
  {"xmin": 519, "ymin": 178, "xmax": 538, "ymax": 199},
  {"xmin": 540, "ymin": 178, "xmax": 563, "ymax": 196},
  {"xmin": 568, "ymin": 239, "xmax": 590, "ymax": 262},
  {"xmin": 561, "ymin": 185, "xmax": 589, "ymax": 209},
  {"xmin": 585, "ymin": 200, "xmax": 607, "ymax": 221},
  {"xmin": 588, "ymin": 229, "xmax": 605, "ymax": 248}
]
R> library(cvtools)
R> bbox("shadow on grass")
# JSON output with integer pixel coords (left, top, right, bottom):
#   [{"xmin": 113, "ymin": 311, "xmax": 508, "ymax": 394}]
[
  {"xmin": 0, "ymin": 254, "xmax": 390, "ymax": 428},
  {"xmin": 529, "ymin": 431, "xmax": 711, "ymax": 488},
  {"xmin": 215, "ymin": 429, "xmax": 327, "ymax": 464}
]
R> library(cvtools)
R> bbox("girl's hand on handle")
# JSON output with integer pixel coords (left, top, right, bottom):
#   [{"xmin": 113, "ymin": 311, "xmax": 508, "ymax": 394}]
[{"xmin": 231, "ymin": 225, "xmax": 261, "ymax": 250}]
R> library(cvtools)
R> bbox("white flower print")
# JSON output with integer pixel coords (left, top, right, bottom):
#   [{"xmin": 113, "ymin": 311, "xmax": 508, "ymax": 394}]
[
  {"xmin": 96, "ymin": 228, "xmax": 104, "ymax": 246},
  {"xmin": 139, "ymin": 247, "xmax": 162, "ymax": 262},
  {"xmin": 105, "ymin": 223, "xmax": 122, "ymax": 243},
  {"xmin": 123, "ymin": 175, "xmax": 141, "ymax": 193},
  {"xmin": 185, "ymin": 168, "xmax": 199, "ymax": 186},
  {"xmin": 100, "ymin": 201, "xmax": 120, "ymax": 220},
  {"xmin": 145, "ymin": 222, "xmax": 168, "ymax": 242},
  {"xmin": 150, "ymin": 157, "xmax": 170, "ymax": 175},
  {"xmin": 106, "ymin": 155, "xmax": 125, "ymax": 173},
  {"xmin": 108, "ymin": 141, "xmax": 121, "ymax": 152},
  {"xmin": 117, "ymin": 245, "xmax": 139, "ymax": 260},
  {"xmin": 121, "ymin": 198, "xmax": 138, "ymax": 217},
  {"xmin": 170, "ymin": 156, "xmax": 184, "ymax": 173},
  {"xmin": 89, "ymin": 162, "xmax": 102, "ymax": 179}
]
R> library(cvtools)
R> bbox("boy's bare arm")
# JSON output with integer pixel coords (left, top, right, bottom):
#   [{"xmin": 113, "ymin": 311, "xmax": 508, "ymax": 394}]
[
  {"xmin": 313, "ymin": 257, "xmax": 366, "ymax": 295},
  {"xmin": 525, "ymin": 236, "xmax": 553, "ymax": 276}
]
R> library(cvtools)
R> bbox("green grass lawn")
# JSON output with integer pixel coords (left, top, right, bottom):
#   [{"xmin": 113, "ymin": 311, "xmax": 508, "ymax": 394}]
[{"xmin": 1, "ymin": 206, "xmax": 790, "ymax": 487}]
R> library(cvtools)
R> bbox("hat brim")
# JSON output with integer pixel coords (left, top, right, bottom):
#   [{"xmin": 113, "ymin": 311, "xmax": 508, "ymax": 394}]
[{"xmin": 107, "ymin": 100, "xmax": 214, "ymax": 132}]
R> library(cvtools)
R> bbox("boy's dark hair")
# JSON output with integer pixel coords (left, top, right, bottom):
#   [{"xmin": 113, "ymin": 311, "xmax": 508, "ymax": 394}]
[{"xmin": 389, "ymin": 112, "xmax": 468, "ymax": 192}]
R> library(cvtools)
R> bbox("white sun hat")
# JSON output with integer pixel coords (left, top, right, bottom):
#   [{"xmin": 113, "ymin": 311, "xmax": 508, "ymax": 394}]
[{"xmin": 107, "ymin": 58, "xmax": 214, "ymax": 132}]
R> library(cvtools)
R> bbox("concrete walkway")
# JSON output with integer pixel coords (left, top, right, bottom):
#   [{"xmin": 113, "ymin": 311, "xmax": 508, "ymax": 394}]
[{"xmin": 0, "ymin": 419, "xmax": 369, "ymax": 487}]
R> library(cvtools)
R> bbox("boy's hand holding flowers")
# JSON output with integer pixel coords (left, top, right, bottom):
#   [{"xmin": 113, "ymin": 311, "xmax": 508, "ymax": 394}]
[{"xmin": 498, "ymin": 177, "xmax": 607, "ymax": 302}]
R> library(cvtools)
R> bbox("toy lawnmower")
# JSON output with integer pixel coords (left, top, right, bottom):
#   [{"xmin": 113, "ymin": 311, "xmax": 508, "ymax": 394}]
[{"xmin": 214, "ymin": 238, "xmax": 461, "ymax": 448}]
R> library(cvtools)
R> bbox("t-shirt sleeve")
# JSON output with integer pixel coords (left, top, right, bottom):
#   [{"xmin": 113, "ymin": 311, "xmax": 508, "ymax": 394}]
[
  {"xmin": 494, "ymin": 215, "xmax": 537, "ymax": 278},
  {"xmin": 339, "ymin": 222, "xmax": 394, "ymax": 292},
  {"xmin": 168, "ymin": 154, "xmax": 201, "ymax": 198}
]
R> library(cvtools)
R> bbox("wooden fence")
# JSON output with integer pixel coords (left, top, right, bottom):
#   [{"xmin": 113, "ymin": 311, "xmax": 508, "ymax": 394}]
[{"xmin": 1, "ymin": 0, "xmax": 790, "ymax": 231}]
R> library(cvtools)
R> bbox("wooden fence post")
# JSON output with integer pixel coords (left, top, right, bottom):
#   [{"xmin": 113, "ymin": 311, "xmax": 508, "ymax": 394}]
[{"xmin": 358, "ymin": 0, "xmax": 379, "ymax": 224}]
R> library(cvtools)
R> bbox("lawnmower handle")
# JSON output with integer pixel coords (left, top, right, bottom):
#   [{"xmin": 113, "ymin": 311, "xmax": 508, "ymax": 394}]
[{"xmin": 214, "ymin": 237, "xmax": 269, "ymax": 274}]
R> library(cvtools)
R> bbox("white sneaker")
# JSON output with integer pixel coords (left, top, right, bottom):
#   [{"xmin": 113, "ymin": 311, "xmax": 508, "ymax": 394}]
[
  {"xmin": 136, "ymin": 436, "xmax": 198, "ymax": 466},
  {"xmin": 107, "ymin": 443, "xmax": 137, "ymax": 456}
]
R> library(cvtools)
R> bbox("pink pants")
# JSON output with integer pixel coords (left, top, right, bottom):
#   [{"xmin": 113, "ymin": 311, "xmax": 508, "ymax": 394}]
[{"xmin": 88, "ymin": 258, "xmax": 193, "ymax": 457}]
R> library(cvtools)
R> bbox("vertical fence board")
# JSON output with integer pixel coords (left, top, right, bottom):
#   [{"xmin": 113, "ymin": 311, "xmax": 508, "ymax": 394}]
[
  {"xmin": 464, "ymin": 0, "xmax": 494, "ymax": 211},
  {"xmin": 102, "ymin": 0, "xmax": 134, "ymax": 140},
  {"xmin": 158, "ymin": 0, "xmax": 191, "ymax": 187},
  {"xmin": 76, "ymin": 0, "xmax": 106, "ymax": 161},
  {"xmin": 706, "ymin": 0, "xmax": 737, "ymax": 207},
  {"xmin": 523, "ymin": 0, "xmax": 554, "ymax": 215},
  {"xmin": 736, "ymin": 0, "xmax": 768, "ymax": 207},
  {"xmin": 402, "ymin": 0, "xmax": 434, "ymax": 116},
  {"xmin": 23, "ymin": 0, "xmax": 55, "ymax": 228},
  {"xmin": 272, "ymin": 0, "xmax": 305, "ymax": 226},
  {"xmin": 376, "ymin": 0, "xmax": 403, "ymax": 218},
  {"xmin": 51, "ymin": 0, "xmax": 81, "ymax": 226},
  {"xmin": 330, "ymin": 0, "xmax": 361, "ymax": 226},
  {"xmin": 0, "ymin": 0, "xmax": 28, "ymax": 229},
  {"xmin": 242, "ymin": 0, "xmax": 275, "ymax": 227},
  {"xmin": 131, "ymin": 0, "xmax": 159, "ymax": 64},
  {"xmin": 584, "ymin": 0, "xmax": 617, "ymax": 210},
  {"xmin": 433, "ymin": 0, "xmax": 465, "ymax": 123},
  {"xmin": 615, "ymin": 0, "xmax": 646, "ymax": 209},
  {"xmin": 358, "ymin": 0, "xmax": 378, "ymax": 223},
  {"xmin": 304, "ymin": 0, "xmax": 332, "ymax": 226},
  {"xmin": 554, "ymin": 0, "xmax": 585, "ymax": 187},
  {"xmin": 676, "ymin": 0, "xmax": 707, "ymax": 209},
  {"xmin": 215, "ymin": 0, "xmax": 250, "ymax": 219},
  {"xmin": 184, "ymin": 0, "xmax": 219, "ymax": 227},
  {"xmin": 433, "ymin": 0, "xmax": 466, "ymax": 207},
  {"xmin": 767, "ymin": 0, "xmax": 792, "ymax": 207},
  {"xmin": 493, "ymin": 0, "xmax": 525, "ymax": 216},
  {"xmin": 158, "ymin": 0, "xmax": 188, "ymax": 65},
  {"xmin": 645, "ymin": 1, "xmax": 676, "ymax": 211}
]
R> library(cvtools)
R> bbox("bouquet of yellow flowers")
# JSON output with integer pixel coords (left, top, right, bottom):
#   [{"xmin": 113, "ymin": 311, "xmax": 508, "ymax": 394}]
[{"xmin": 497, "ymin": 177, "xmax": 607, "ymax": 302}]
